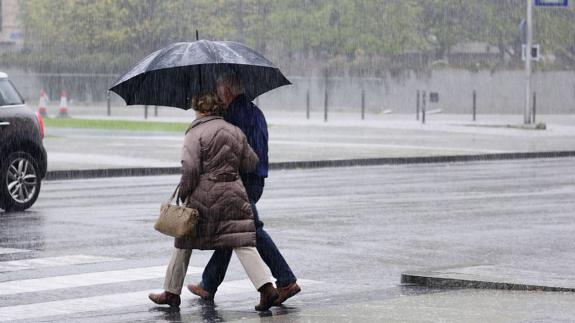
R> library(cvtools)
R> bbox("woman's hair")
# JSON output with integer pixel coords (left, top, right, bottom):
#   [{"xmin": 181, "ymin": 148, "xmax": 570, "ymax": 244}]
[{"xmin": 191, "ymin": 92, "xmax": 225, "ymax": 116}]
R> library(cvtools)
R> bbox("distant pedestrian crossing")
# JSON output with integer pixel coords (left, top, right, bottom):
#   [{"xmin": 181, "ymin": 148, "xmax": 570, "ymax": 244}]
[
  {"xmin": 0, "ymin": 255, "xmax": 120, "ymax": 273},
  {"xmin": 0, "ymin": 250, "xmax": 318, "ymax": 322},
  {"xmin": 0, "ymin": 248, "xmax": 30, "ymax": 255}
]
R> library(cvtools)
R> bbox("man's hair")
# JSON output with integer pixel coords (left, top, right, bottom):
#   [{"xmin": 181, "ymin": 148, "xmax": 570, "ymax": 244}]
[
  {"xmin": 191, "ymin": 92, "xmax": 226, "ymax": 116},
  {"xmin": 216, "ymin": 73, "xmax": 245, "ymax": 96}
]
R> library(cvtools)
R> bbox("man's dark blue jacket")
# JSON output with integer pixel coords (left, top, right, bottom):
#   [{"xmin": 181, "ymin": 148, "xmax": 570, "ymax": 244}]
[{"xmin": 224, "ymin": 94, "xmax": 268, "ymax": 199}]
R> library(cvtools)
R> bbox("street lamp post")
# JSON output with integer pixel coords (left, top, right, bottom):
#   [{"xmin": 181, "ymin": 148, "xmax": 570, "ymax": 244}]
[{"xmin": 524, "ymin": 0, "xmax": 533, "ymax": 124}]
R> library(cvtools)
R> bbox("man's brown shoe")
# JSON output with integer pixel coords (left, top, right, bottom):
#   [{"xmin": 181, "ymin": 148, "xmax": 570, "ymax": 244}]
[
  {"xmin": 255, "ymin": 283, "xmax": 278, "ymax": 311},
  {"xmin": 187, "ymin": 283, "xmax": 214, "ymax": 300},
  {"xmin": 274, "ymin": 282, "xmax": 301, "ymax": 306},
  {"xmin": 148, "ymin": 291, "xmax": 181, "ymax": 308}
]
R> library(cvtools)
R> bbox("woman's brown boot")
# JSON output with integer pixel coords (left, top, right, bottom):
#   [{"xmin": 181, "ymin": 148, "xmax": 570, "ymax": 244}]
[
  {"xmin": 255, "ymin": 283, "xmax": 278, "ymax": 311},
  {"xmin": 148, "ymin": 291, "xmax": 181, "ymax": 308}
]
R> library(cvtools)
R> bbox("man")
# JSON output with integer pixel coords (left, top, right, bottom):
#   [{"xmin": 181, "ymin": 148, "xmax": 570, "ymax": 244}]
[{"xmin": 187, "ymin": 74, "xmax": 300, "ymax": 306}]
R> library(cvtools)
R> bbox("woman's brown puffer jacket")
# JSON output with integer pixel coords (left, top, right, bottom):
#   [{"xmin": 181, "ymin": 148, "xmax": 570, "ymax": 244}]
[{"xmin": 175, "ymin": 115, "xmax": 258, "ymax": 250}]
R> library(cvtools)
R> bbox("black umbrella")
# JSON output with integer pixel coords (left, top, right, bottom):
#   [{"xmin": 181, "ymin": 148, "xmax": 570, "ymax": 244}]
[{"xmin": 109, "ymin": 40, "xmax": 291, "ymax": 109}]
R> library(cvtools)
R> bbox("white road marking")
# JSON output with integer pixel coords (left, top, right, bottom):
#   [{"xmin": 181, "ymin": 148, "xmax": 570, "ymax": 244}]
[
  {"xmin": 0, "ymin": 266, "xmax": 201, "ymax": 296},
  {"xmin": 0, "ymin": 255, "xmax": 121, "ymax": 272},
  {"xmin": 0, "ymin": 279, "xmax": 320, "ymax": 321},
  {"xmin": 0, "ymin": 248, "xmax": 31, "ymax": 255}
]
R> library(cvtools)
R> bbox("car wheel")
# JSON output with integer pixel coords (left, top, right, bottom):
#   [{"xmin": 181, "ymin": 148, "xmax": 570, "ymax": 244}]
[{"xmin": 0, "ymin": 152, "xmax": 42, "ymax": 212}]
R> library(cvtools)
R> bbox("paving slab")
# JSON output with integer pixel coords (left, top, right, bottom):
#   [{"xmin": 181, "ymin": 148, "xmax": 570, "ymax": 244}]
[{"xmin": 238, "ymin": 289, "xmax": 575, "ymax": 323}]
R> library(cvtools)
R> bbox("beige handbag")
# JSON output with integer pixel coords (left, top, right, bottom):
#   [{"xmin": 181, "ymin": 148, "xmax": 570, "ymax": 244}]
[{"xmin": 154, "ymin": 185, "xmax": 199, "ymax": 238}]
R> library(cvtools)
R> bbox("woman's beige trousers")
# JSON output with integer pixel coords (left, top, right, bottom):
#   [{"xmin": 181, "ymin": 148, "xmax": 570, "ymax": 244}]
[{"xmin": 163, "ymin": 247, "xmax": 270, "ymax": 295}]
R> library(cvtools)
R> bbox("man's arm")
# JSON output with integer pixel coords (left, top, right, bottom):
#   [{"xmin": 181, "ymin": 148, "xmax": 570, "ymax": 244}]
[{"xmin": 240, "ymin": 133, "xmax": 259, "ymax": 173}]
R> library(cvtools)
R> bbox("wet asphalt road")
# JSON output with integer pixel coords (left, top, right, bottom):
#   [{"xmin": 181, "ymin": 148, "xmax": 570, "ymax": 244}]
[{"xmin": 1, "ymin": 158, "xmax": 575, "ymax": 322}]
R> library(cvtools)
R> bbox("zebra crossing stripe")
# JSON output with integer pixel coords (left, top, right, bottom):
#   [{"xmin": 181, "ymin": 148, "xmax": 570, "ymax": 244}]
[
  {"xmin": 0, "ymin": 289, "xmax": 163, "ymax": 322},
  {"xmin": 0, "ymin": 248, "xmax": 30, "ymax": 255},
  {"xmin": 0, "ymin": 255, "xmax": 121, "ymax": 272},
  {"xmin": 0, "ymin": 265, "xmax": 202, "ymax": 296},
  {"xmin": 0, "ymin": 279, "xmax": 320, "ymax": 322}
]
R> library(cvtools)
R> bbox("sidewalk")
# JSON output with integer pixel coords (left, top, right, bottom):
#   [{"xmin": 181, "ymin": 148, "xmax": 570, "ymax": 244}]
[{"xmin": 42, "ymin": 105, "xmax": 575, "ymax": 173}]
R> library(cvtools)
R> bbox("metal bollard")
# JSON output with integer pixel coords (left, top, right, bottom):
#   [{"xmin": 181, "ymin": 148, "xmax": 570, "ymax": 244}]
[
  {"xmin": 306, "ymin": 90, "xmax": 310, "ymax": 120},
  {"xmin": 324, "ymin": 70, "xmax": 328, "ymax": 122},
  {"xmin": 422, "ymin": 91, "xmax": 426, "ymax": 124},
  {"xmin": 532, "ymin": 92, "xmax": 537, "ymax": 123},
  {"xmin": 324, "ymin": 90, "xmax": 328, "ymax": 122},
  {"xmin": 473, "ymin": 90, "xmax": 477, "ymax": 122},
  {"xmin": 106, "ymin": 91, "xmax": 111, "ymax": 116},
  {"xmin": 144, "ymin": 105, "xmax": 148, "ymax": 119},
  {"xmin": 416, "ymin": 90, "xmax": 420, "ymax": 121},
  {"xmin": 361, "ymin": 89, "xmax": 365, "ymax": 120},
  {"xmin": 154, "ymin": 105, "xmax": 158, "ymax": 117}
]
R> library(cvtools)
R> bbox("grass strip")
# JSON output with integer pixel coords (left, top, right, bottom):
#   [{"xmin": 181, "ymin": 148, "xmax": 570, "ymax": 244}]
[{"xmin": 43, "ymin": 118, "xmax": 190, "ymax": 132}]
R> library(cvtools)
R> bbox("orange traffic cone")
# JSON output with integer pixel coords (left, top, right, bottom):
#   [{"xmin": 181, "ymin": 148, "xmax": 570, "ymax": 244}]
[
  {"xmin": 58, "ymin": 90, "xmax": 69, "ymax": 118},
  {"xmin": 38, "ymin": 88, "xmax": 48, "ymax": 117}
]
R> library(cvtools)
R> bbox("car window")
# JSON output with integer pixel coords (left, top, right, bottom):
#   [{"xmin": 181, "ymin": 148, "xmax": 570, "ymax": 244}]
[{"xmin": 0, "ymin": 79, "xmax": 25, "ymax": 106}]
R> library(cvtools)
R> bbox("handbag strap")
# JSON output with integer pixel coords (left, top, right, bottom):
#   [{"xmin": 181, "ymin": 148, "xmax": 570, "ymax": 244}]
[
  {"xmin": 169, "ymin": 184, "xmax": 190, "ymax": 206},
  {"xmin": 169, "ymin": 185, "xmax": 179, "ymax": 205}
]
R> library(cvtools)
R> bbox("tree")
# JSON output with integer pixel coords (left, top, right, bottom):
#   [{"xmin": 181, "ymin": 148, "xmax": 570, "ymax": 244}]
[
  {"xmin": 16, "ymin": 0, "xmax": 235, "ymax": 72},
  {"xmin": 479, "ymin": 0, "xmax": 524, "ymax": 66},
  {"xmin": 536, "ymin": 5, "xmax": 575, "ymax": 65},
  {"xmin": 9, "ymin": 0, "xmax": 575, "ymax": 75},
  {"xmin": 421, "ymin": 0, "xmax": 484, "ymax": 61}
]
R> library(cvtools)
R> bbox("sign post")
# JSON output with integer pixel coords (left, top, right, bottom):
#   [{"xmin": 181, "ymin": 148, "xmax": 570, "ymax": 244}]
[
  {"xmin": 524, "ymin": 0, "xmax": 533, "ymax": 124},
  {"xmin": 524, "ymin": 0, "xmax": 568, "ymax": 124}
]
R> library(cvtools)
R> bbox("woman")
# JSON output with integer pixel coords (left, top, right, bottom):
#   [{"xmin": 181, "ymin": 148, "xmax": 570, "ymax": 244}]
[{"xmin": 149, "ymin": 93, "xmax": 278, "ymax": 311}]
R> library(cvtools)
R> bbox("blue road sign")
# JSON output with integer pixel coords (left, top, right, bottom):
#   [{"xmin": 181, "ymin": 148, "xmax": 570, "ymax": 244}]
[{"xmin": 535, "ymin": 0, "xmax": 568, "ymax": 6}]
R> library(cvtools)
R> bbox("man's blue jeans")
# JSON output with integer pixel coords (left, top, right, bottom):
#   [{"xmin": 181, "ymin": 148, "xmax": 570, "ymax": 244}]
[{"xmin": 200, "ymin": 187, "xmax": 296, "ymax": 293}]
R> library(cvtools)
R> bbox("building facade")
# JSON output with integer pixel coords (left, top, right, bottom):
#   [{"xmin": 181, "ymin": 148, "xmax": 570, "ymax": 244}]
[{"xmin": 0, "ymin": 0, "xmax": 23, "ymax": 51}]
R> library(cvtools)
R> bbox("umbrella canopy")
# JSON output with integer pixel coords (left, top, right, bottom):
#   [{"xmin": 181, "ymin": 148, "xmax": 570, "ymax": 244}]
[{"xmin": 109, "ymin": 40, "xmax": 291, "ymax": 109}]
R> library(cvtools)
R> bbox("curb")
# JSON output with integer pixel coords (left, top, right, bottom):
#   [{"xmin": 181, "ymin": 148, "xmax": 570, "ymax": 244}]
[
  {"xmin": 45, "ymin": 167, "xmax": 181, "ymax": 181},
  {"xmin": 463, "ymin": 122, "xmax": 547, "ymax": 130},
  {"xmin": 45, "ymin": 150, "xmax": 575, "ymax": 181},
  {"xmin": 401, "ymin": 271, "xmax": 575, "ymax": 292}
]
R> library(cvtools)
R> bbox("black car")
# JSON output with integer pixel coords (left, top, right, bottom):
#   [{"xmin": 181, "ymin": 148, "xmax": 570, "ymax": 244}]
[{"xmin": 0, "ymin": 72, "xmax": 47, "ymax": 211}]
